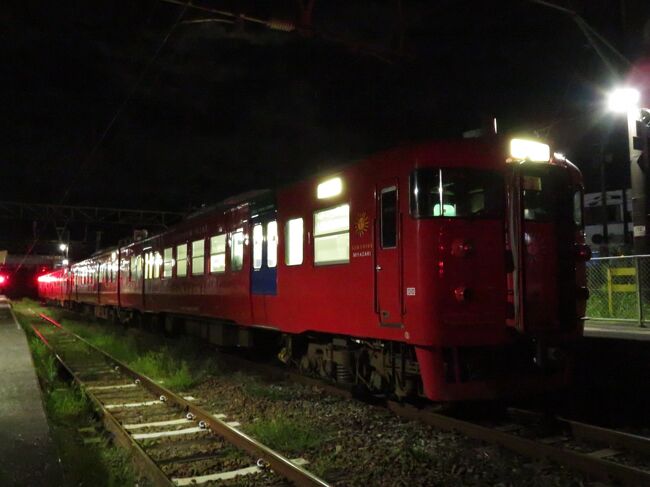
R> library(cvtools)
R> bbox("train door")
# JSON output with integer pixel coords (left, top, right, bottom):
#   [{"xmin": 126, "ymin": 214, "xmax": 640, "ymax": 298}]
[
  {"xmin": 375, "ymin": 182, "xmax": 403, "ymax": 325},
  {"xmin": 509, "ymin": 164, "xmax": 575, "ymax": 332},
  {"xmin": 251, "ymin": 211, "xmax": 278, "ymax": 322}
]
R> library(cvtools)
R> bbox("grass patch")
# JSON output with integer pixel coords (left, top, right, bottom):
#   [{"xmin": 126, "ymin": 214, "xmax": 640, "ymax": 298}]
[
  {"xmin": 130, "ymin": 349, "xmax": 195, "ymax": 390},
  {"xmin": 30, "ymin": 337, "xmax": 59, "ymax": 383},
  {"xmin": 246, "ymin": 417, "xmax": 326, "ymax": 454},
  {"xmin": 48, "ymin": 387, "xmax": 89, "ymax": 419},
  {"xmin": 13, "ymin": 304, "xmax": 139, "ymax": 486}
]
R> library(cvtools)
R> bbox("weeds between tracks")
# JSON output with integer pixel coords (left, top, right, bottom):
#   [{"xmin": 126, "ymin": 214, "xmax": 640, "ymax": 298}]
[{"xmin": 18, "ymin": 309, "xmax": 137, "ymax": 486}]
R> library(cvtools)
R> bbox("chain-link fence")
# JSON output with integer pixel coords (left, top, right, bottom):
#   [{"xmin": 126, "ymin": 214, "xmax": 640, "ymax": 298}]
[{"xmin": 586, "ymin": 255, "xmax": 650, "ymax": 325}]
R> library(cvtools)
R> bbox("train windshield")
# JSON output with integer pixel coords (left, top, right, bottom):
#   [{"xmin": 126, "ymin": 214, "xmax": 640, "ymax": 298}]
[
  {"xmin": 410, "ymin": 168, "xmax": 504, "ymax": 219},
  {"xmin": 520, "ymin": 165, "xmax": 571, "ymax": 222}
]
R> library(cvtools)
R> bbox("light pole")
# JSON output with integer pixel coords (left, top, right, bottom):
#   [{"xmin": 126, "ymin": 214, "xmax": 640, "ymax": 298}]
[
  {"xmin": 58, "ymin": 243, "xmax": 69, "ymax": 267},
  {"xmin": 607, "ymin": 87, "xmax": 645, "ymax": 253}
]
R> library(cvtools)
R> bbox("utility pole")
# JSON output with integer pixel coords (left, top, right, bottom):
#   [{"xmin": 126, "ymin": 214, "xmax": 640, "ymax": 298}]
[
  {"xmin": 599, "ymin": 143, "xmax": 610, "ymax": 255},
  {"xmin": 630, "ymin": 108, "xmax": 650, "ymax": 253}
]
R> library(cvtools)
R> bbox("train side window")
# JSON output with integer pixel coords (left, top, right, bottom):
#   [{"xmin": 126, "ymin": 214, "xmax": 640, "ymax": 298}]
[
  {"xmin": 210, "ymin": 234, "xmax": 226, "ymax": 273},
  {"xmin": 267, "ymin": 221, "xmax": 278, "ymax": 268},
  {"xmin": 192, "ymin": 239, "xmax": 205, "ymax": 276},
  {"xmin": 176, "ymin": 244, "xmax": 188, "ymax": 277},
  {"xmin": 144, "ymin": 253, "xmax": 151, "ymax": 280},
  {"xmin": 314, "ymin": 204, "xmax": 350, "ymax": 265},
  {"xmin": 153, "ymin": 251, "xmax": 162, "ymax": 279},
  {"xmin": 381, "ymin": 187, "xmax": 397, "ymax": 248},
  {"xmin": 129, "ymin": 256, "xmax": 135, "ymax": 281},
  {"xmin": 163, "ymin": 247, "xmax": 173, "ymax": 278},
  {"xmin": 149, "ymin": 252, "xmax": 156, "ymax": 279},
  {"xmin": 285, "ymin": 218, "xmax": 304, "ymax": 266},
  {"xmin": 231, "ymin": 230, "xmax": 244, "ymax": 271},
  {"xmin": 573, "ymin": 190, "xmax": 584, "ymax": 227},
  {"xmin": 253, "ymin": 224, "xmax": 263, "ymax": 270}
]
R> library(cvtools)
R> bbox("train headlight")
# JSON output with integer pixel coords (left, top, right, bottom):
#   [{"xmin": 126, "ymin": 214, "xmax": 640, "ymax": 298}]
[{"xmin": 509, "ymin": 138, "xmax": 550, "ymax": 162}]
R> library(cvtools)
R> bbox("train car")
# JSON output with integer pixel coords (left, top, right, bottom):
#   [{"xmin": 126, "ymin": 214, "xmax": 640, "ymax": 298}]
[
  {"xmin": 38, "ymin": 136, "xmax": 589, "ymax": 402},
  {"xmin": 37, "ymin": 268, "xmax": 68, "ymax": 306}
]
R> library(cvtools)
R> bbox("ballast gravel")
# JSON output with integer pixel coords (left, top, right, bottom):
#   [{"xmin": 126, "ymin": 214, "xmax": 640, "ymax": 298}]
[{"xmin": 185, "ymin": 370, "xmax": 610, "ymax": 487}]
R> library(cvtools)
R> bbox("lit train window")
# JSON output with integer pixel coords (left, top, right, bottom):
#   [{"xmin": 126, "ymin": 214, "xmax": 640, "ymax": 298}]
[
  {"xmin": 267, "ymin": 221, "xmax": 278, "ymax": 268},
  {"xmin": 149, "ymin": 253, "xmax": 156, "ymax": 279},
  {"xmin": 163, "ymin": 247, "xmax": 173, "ymax": 278},
  {"xmin": 176, "ymin": 244, "xmax": 188, "ymax": 277},
  {"xmin": 231, "ymin": 230, "xmax": 244, "ymax": 271},
  {"xmin": 285, "ymin": 218, "xmax": 303, "ymax": 266},
  {"xmin": 144, "ymin": 253, "xmax": 151, "ymax": 280},
  {"xmin": 253, "ymin": 224, "xmax": 263, "ymax": 270},
  {"xmin": 154, "ymin": 252, "xmax": 162, "ymax": 279},
  {"xmin": 130, "ymin": 256, "xmax": 135, "ymax": 281},
  {"xmin": 210, "ymin": 235, "xmax": 226, "ymax": 273},
  {"xmin": 314, "ymin": 204, "xmax": 350, "ymax": 265},
  {"xmin": 192, "ymin": 239, "xmax": 205, "ymax": 276},
  {"xmin": 381, "ymin": 187, "xmax": 397, "ymax": 249}
]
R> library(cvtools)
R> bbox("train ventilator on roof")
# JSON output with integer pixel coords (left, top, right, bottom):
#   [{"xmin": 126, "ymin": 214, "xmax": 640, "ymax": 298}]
[{"xmin": 509, "ymin": 138, "xmax": 550, "ymax": 163}]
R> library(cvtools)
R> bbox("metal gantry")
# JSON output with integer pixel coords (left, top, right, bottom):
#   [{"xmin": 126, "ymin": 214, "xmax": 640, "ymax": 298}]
[{"xmin": 0, "ymin": 201, "xmax": 185, "ymax": 228}]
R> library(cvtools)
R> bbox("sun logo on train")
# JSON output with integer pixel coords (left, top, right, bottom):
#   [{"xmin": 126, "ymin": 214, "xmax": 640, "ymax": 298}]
[{"xmin": 355, "ymin": 212, "xmax": 370, "ymax": 236}]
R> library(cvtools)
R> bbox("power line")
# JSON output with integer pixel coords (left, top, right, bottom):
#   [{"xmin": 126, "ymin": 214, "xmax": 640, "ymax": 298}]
[
  {"xmin": 12, "ymin": 1, "xmax": 192, "ymax": 276},
  {"xmin": 529, "ymin": 0, "xmax": 631, "ymax": 75}
]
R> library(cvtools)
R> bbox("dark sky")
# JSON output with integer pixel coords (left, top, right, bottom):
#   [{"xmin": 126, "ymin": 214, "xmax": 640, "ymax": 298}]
[{"xmin": 3, "ymin": 0, "xmax": 650, "ymax": 213}]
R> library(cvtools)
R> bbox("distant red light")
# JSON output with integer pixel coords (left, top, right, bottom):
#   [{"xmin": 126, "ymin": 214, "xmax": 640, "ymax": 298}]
[{"xmin": 0, "ymin": 275, "xmax": 7, "ymax": 285}]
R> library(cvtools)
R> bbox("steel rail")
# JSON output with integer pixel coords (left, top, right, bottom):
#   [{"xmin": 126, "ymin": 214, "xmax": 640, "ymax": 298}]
[
  {"xmin": 388, "ymin": 402, "xmax": 650, "ymax": 487},
  {"xmin": 34, "ymin": 312, "xmax": 330, "ymax": 487},
  {"xmin": 28, "ymin": 320, "xmax": 173, "ymax": 486},
  {"xmin": 560, "ymin": 418, "xmax": 650, "ymax": 457},
  {"xmin": 35, "ymin": 308, "xmax": 650, "ymax": 486},
  {"xmin": 199, "ymin": 350, "xmax": 650, "ymax": 486}
]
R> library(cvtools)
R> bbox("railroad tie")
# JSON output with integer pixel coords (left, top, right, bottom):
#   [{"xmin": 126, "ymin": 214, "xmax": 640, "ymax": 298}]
[
  {"xmin": 123, "ymin": 413, "xmax": 227, "ymax": 430},
  {"xmin": 131, "ymin": 421, "xmax": 241, "ymax": 440},
  {"xmin": 172, "ymin": 458, "xmax": 310, "ymax": 486}
]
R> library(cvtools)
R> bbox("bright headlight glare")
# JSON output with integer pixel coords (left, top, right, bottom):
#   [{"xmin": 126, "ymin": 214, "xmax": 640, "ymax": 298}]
[
  {"xmin": 607, "ymin": 87, "xmax": 640, "ymax": 113},
  {"xmin": 510, "ymin": 139, "xmax": 550, "ymax": 162}
]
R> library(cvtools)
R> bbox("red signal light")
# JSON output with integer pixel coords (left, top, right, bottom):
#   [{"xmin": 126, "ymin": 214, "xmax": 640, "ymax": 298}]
[{"xmin": 0, "ymin": 275, "xmax": 7, "ymax": 285}]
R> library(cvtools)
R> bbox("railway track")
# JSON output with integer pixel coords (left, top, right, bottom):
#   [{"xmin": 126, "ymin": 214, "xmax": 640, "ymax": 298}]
[
  {"xmin": 31, "ymin": 309, "xmax": 650, "ymax": 486},
  {"xmin": 28, "ymin": 311, "xmax": 330, "ymax": 487},
  {"xmin": 216, "ymin": 344, "xmax": 650, "ymax": 486},
  {"xmin": 389, "ymin": 403, "xmax": 650, "ymax": 487}
]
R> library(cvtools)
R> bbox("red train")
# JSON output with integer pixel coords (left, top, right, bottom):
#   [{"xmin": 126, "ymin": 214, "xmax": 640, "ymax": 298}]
[{"xmin": 38, "ymin": 136, "xmax": 589, "ymax": 402}]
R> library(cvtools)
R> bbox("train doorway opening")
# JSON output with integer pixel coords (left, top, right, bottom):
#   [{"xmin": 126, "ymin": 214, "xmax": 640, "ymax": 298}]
[
  {"xmin": 251, "ymin": 210, "xmax": 278, "ymax": 296},
  {"xmin": 375, "ymin": 182, "xmax": 403, "ymax": 326}
]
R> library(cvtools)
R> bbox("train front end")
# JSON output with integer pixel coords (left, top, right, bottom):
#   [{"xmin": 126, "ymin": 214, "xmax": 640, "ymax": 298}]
[{"xmin": 410, "ymin": 137, "xmax": 589, "ymax": 401}]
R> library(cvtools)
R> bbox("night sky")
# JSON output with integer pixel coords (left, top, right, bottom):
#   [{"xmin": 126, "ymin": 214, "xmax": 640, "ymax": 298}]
[{"xmin": 3, "ymin": 0, "xmax": 650, "ymax": 214}]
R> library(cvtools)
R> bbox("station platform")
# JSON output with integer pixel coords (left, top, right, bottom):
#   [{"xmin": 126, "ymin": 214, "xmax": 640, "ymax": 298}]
[
  {"xmin": 584, "ymin": 319, "xmax": 650, "ymax": 341},
  {"xmin": 0, "ymin": 296, "xmax": 62, "ymax": 486}
]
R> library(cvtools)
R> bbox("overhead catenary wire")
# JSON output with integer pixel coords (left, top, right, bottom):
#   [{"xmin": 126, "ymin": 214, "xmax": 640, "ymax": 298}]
[{"xmin": 529, "ymin": 0, "xmax": 631, "ymax": 75}]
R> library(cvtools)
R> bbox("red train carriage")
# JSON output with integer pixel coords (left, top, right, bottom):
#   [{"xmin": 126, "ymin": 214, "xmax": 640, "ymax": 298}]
[
  {"xmin": 38, "ymin": 136, "xmax": 589, "ymax": 402},
  {"xmin": 37, "ymin": 268, "xmax": 68, "ymax": 306}
]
